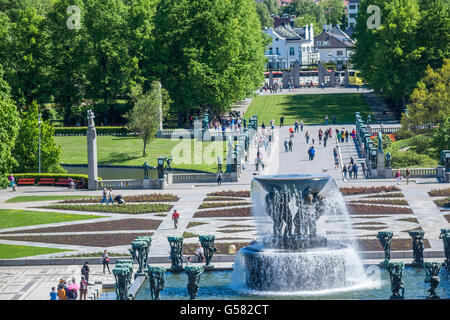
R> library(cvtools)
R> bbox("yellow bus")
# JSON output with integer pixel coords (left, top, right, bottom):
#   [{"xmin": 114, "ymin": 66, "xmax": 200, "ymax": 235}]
[{"xmin": 348, "ymin": 70, "xmax": 364, "ymax": 86}]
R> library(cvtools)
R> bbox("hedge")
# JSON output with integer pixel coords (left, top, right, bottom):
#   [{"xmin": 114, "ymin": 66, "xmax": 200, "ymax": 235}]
[
  {"xmin": 6, "ymin": 173, "xmax": 101, "ymax": 189},
  {"xmin": 53, "ymin": 126, "xmax": 135, "ymax": 136}
]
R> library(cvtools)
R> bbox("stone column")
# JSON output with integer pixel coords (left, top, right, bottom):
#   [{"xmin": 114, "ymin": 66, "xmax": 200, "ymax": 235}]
[
  {"xmin": 293, "ymin": 61, "xmax": 300, "ymax": 88},
  {"xmin": 376, "ymin": 149, "xmax": 386, "ymax": 178},
  {"xmin": 86, "ymin": 110, "xmax": 98, "ymax": 190}
]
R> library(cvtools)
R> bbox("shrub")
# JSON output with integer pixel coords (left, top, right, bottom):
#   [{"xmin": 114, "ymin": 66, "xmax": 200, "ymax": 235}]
[
  {"xmin": 364, "ymin": 192, "xmax": 404, "ymax": 198},
  {"xmin": 198, "ymin": 202, "xmax": 251, "ymax": 209},
  {"xmin": 193, "ymin": 207, "xmax": 252, "ymax": 218},
  {"xmin": 60, "ymin": 193, "xmax": 179, "ymax": 203},
  {"xmin": 428, "ymin": 188, "xmax": 450, "ymax": 197},
  {"xmin": 434, "ymin": 197, "xmax": 450, "ymax": 208},
  {"xmin": 350, "ymin": 199, "xmax": 409, "ymax": 206},
  {"xmin": 394, "ymin": 129, "xmax": 414, "ymax": 141},
  {"xmin": 53, "ymin": 126, "xmax": 132, "ymax": 136},
  {"xmin": 390, "ymin": 150, "xmax": 437, "ymax": 168},
  {"xmin": 347, "ymin": 203, "xmax": 413, "ymax": 215},
  {"xmin": 340, "ymin": 186, "xmax": 400, "ymax": 196},
  {"xmin": 43, "ymin": 203, "xmax": 172, "ymax": 214}
]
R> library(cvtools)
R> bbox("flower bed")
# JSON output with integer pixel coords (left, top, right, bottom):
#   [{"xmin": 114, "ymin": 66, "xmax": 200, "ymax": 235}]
[
  {"xmin": 1, "ymin": 218, "xmax": 162, "ymax": 234},
  {"xmin": 193, "ymin": 207, "xmax": 252, "ymax": 218},
  {"xmin": 186, "ymin": 222, "xmax": 208, "ymax": 229},
  {"xmin": 363, "ymin": 192, "xmax": 405, "ymax": 198},
  {"xmin": 43, "ymin": 203, "xmax": 173, "ymax": 214},
  {"xmin": 350, "ymin": 199, "xmax": 409, "ymax": 206},
  {"xmin": 198, "ymin": 202, "xmax": 251, "ymax": 209},
  {"xmin": 340, "ymin": 186, "xmax": 401, "ymax": 196},
  {"xmin": 356, "ymin": 238, "xmax": 431, "ymax": 251},
  {"xmin": 0, "ymin": 232, "xmax": 152, "ymax": 247},
  {"xmin": 60, "ymin": 194, "xmax": 179, "ymax": 203},
  {"xmin": 207, "ymin": 190, "xmax": 250, "ymax": 198},
  {"xmin": 347, "ymin": 203, "xmax": 413, "ymax": 215},
  {"xmin": 203, "ymin": 197, "xmax": 247, "ymax": 201},
  {"xmin": 433, "ymin": 197, "xmax": 450, "ymax": 208},
  {"xmin": 428, "ymin": 188, "xmax": 450, "ymax": 197}
]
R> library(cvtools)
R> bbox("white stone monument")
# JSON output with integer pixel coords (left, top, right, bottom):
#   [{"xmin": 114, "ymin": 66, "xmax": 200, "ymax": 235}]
[{"xmin": 87, "ymin": 110, "xmax": 99, "ymax": 190}]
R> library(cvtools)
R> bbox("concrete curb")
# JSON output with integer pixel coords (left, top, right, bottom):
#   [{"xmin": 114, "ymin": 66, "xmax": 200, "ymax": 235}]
[{"xmin": 0, "ymin": 250, "xmax": 445, "ymax": 266}]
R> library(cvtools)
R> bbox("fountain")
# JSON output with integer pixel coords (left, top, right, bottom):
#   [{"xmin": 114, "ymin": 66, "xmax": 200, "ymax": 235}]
[
  {"xmin": 377, "ymin": 231, "xmax": 393, "ymax": 267},
  {"xmin": 112, "ymin": 259, "xmax": 134, "ymax": 300},
  {"xmin": 386, "ymin": 262, "xmax": 405, "ymax": 299},
  {"xmin": 409, "ymin": 230, "xmax": 425, "ymax": 265},
  {"xmin": 148, "ymin": 266, "xmax": 166, "ymax": 300},
  {"xmin": 439, "ymin": 229, "xmax": 450, "ymax": 272},
  {"xmin": 199, "ymin": 235, "xmax": 217, "ymax": 267},
  {"xmin": 233, "ymin": 174, "xmax": 369, "ymax": 293},
  {"xmin": 185, "ymin": 266, "xmax": 204, "ymax": 300}
]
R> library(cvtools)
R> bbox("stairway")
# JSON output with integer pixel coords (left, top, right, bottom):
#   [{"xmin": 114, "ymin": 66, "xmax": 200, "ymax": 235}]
[
  {"xmin": 364, "ymin": 92, "xmax": 400, "ymax": 124},
  {"xmin": 338, "ymin": 137, "xmax": 368, "ymax": 180}
]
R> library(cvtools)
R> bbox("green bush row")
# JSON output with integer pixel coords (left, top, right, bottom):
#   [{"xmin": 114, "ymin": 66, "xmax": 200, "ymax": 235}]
[
  {"xmin": 44, "ymin": 203, "xmax": 173, "ymax": 214},
  {"xmin": 53, "ymin": 126, "xmax": 133, "ymax": 135}
]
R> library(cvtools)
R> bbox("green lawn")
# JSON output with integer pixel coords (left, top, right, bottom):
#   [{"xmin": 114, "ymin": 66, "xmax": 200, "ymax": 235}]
[
  {"xmin": 244, "ymin": 93, "xmax": 373, "ymax": 125},
  {"xmin": 6, "ymin": 195, "xmax": 94, "ymax": 203},
  {"xmin": 0, "ymin": 209, "xmax": 104, "ymax": 230},
  {"xmin": 0, "ymin": 244, "xmax": 72, "ymax": 259},
  {"xmin": 55, "ymin": 136, "xmax": 230, "ymax": 172}
]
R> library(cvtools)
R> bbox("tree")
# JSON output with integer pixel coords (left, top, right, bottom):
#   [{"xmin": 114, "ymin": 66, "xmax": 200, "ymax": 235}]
[
  {"xmin": 432, "ymin": 114, "xmax": 450, "ymax": 156},
  {"xmin": 319, "ymin": 0, "xmax": 345, "ymax": 26},
  {"xmin": 83, "ymin": 0, "xmax": 138, "ymax": 125},
  {"xmin": 402, "ymin": 59, "xmax": 450, "ymax": 130},
  {"xmin": 0, "ymin": 66, "xmax": 20, "ymax": 188},
  {"xmin": 263, "ymin": 0, "xmax": 280, "ymax": 15},
  {"xmin": 44, "ymin": 0, "xmax": 89, "ymax": 125},
  {"xmin": 151, "ymin": 0, "xmax": 267, "ymax": 126},
  {"xmin": 125, "ymin": 82, "xmax": 171, "ymax": 156},
  {"xmin": 295, "ymin": 15, "xmax": 322, "ymax": 37},
  {"xmin": 12, "ymin": 101, "xmax": 63, "ymax": 173},
  {"xmin": 256, "ymin": 2, "xmax": 273, "ymax": 28}
]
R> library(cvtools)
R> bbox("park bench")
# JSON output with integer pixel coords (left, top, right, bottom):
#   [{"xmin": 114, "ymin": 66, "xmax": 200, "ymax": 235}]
[
  {"xmin": 17, "ymin": 178, "xmax": 35, "ymax": 185},
  {"xmin": 55, "ymin": 179, "xmax": 71, "ymax": 187},
  {"xmin": 37, "ymin": 178, "xmax": 55, "ymax": 186}
]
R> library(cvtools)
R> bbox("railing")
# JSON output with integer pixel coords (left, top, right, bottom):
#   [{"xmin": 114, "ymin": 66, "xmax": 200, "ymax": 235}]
[
  {"xmin": 172, "ymin": 173, "xmax": 233, "ymax": 183},
  {"xmin": 392, "ymin": 168, "xmax": 437, "ymax": 178},
  {"xmin": 368, "ymin": 127, "xmax": 401, "ymax": 135},
  {"xmin": 99, "ymin": 179, "xmax": 144, "ymax": 190}
]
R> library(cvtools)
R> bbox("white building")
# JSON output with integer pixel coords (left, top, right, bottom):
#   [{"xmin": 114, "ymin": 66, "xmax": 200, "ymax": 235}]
[
  {"xmin": 263, "ymin": 23, "xmax": 319, "ymax": 70},
  {"xmin": 314, "ymin": 25, "xmax": 355, "ymax": 71},
  {"xmin": 347, "ymin": 0, "xmax": 360, "ymax": 28}
]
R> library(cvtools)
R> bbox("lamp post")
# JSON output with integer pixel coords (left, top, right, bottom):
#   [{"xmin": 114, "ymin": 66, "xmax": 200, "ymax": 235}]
[{"xmin": 38, "ymin": 113, "xmax": 42, "ymax": 173}]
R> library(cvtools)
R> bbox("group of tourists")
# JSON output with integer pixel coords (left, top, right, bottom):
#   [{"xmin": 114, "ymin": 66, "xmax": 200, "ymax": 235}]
[
  {"xmin": 336, "ymin": 128, "xmax": 356, "ymax": 144},
  {"xmin": 294, "ymin": 119, "xmax": 304, "ymax": 132},
  {"xmin": 51, "ymin": 262, "xmax": 91, "ymax": 300},
  {"xmin": 212, "ymin": 115, "xmax": 243, "ymax": 132},
  {"xmin": 395, "ymin": 169, "xmax": 411, "ymax": 184},
  {"xmin": 324, "ymin": 115, "xmax": 337, "ymax": 125},
  {"xmin": 261, "ymin": 82, "xmax": 282, "ymax": 93},
  {"xmin": 100, "ymin": 188, "xmax": 125, "ymax": 205}
]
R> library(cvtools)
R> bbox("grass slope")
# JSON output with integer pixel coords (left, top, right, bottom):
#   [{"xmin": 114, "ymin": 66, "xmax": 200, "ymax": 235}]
[
  {"xmin": 244, "ymin": 93, "xmax": 373, "ymax": 125},
  {"xmin": 55, "ymin": 136, "xmax": 230, "ymax": 173},
  {"xmin": 0, "ymin": 243, "xmax": 72, "ymax": 259},
  {"xmin": 0, "ymin": 209, "xmax": 103, "ymax": 230}
]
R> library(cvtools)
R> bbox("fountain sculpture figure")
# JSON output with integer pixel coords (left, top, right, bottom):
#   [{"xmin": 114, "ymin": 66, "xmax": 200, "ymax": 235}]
[
  {"xmin": 129, "ymin": 236, "xmax": 151, "ymax": 275},
  {"xmin": 185, "ymin": 266, "xmax": 204, "ymax": 300},
  {"xmin": 409, "ymin": 230, "xmax": 425, "ymax": 264},
  {"xmin": 148, "ymin": 266, "xmax": 166, "ymax": 300},
  {"xmin": 113, "ymin": 259, "xmax": 134, "ymax": 300},
  {"xmin": 168, "ymin": 236, "xmax": 184, "ymax": 271},
  {"xmin": 439, "ymin": 229, "xmax": 450, "ymax": 272},
  {"xmin": 234, "ymin": 174, "xmax": 368, "ymax": 293},
  {"xmin": 377, "ymin": 231, "xmax": 393, "ymax": 267},
  {"xmin": 386, "ymin": 262, "xmax": 405, "ymax": 299},
  {"xmin": 423, "ymin": 262, "xmax": 441, "ymax": 299},
  {"xmin": 199, "ymin": 235, "xmax": 217, "ymax": 267}
]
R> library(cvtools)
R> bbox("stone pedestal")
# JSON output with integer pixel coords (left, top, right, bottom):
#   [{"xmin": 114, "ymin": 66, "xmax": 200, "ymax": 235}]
[
  {"xmin": 87, "ymin": 110, "xmax": 98, "ymax": 190},
  {"xmin": 385, "ymin": 168, "xmax": 393, "ymax": 179},
  {"xmin": 293, "ymin": 61, "xmax": 300, "ymax": 88},
  {"xmin": 269, "ymin": 72, "xmax": 274, "ymax": 88},
  {"xmin": 376, "ymin": 149, "xmax": 386, "ymax": 178}
]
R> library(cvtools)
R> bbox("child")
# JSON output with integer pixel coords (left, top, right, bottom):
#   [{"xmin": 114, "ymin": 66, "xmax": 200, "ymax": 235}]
[
  {"xmin": 79, "ymin": 276, "xmax": 88, "ymax": 300},
  {"xmin": 50, "ymin": 287, "xmax": 57, "ymax": 300}
]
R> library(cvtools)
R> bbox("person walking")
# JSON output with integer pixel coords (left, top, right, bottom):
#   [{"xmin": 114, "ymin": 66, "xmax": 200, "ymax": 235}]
[
  {"xmin": 102, "ymin": 250, "xmax": 111, "ymax": 275},
  {"xmin": 310, "ymin": 146, "xmax": 315, "ymax": 160},
  {"xmin": 334, "ymin": 155, "xmax": 340, "ymax": 169},
  {"xmin": 353, "ymin": 163, "xmax": 359, "ymax": 179},
  {"xmin": 300, "ymin": 121, "xmax": 304, "ymax": 132},
  {"xmin": 8, "ymin": 174, "xmax": 14, "ymax": 191},
  {"xmin": 57, "ymin": 280, "xmax": 66, "ymax": 300},
  {"xmin": 172, "ymin": 209, "xmax": 180, "ymax": 229},
  {"xmin": 284, "ymin": 140, "xmax": 289, "ymax": 152},
  {"xmin": 323, "ymin": 135, "xmax": 327, "ymax": 148},
  {"xmin": 305, "ymin": 131, "xmax": 310, "ymax": 144},
  {"xmin": 280, "ymin": 116, "xmax": 284, "ymax": 127},
  {"xmin": 325, "ymin": 115, "xmax": 328, "ymax": 125},
  {"xmin": 79, "ymin": 276, "xmax": 88, "ymax": 300},
  {"xmin": 308, "ymin": 147, "xmax": 312, "ymax": 160},
  {"xmin": 100, "ymin": 188, "xmax": 108, "ymax": 204},
  {"xmin": 395, "ymin": 170, "xmax": 402, "ymax": 184},
  {"xmin": 343, "ymin": 165, "xmax": 348, "ymax": 179},
  {"xmin": 361, "ymin": 162, "xmax": 367, "ymax": 179},
  {"xmin": 81, "ymin": 262, "xmax": 91, "ymax": 285},
  {"xmin": 217, "ymin": 170, "xmax": 223, "ymax": 185},
  {"xmin": 348, "ymin": 163, "xmax": 353, "ymax": 179},
  {"xmin": 50, "ymin": 287, "xmax": 57, "ymax": 300},
  {"xmin": 405, "ymin": 168, "xmax": 410, "ymax": 184},
  {"xmin": 345, "ymin": 130, "xmax": 349, "ymax": 143},
  {"xmin": 107, "ymin": 188, "xmax": 114, "ymax": 205},
  {"xmin": 294, "ymin": 120, "xmax": 299, "ymax": 132}
]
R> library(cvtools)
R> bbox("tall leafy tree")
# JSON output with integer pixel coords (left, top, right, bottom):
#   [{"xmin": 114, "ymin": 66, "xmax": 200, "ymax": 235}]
[
  {"xmin": 319, "ymin": 0, "xmax": 345, "ymax": 26},
  {"xmin": 151, "ymin": 0, "xmax": 267, "ymax": 125},
  {"xmin": 0, "ymin": 66, "xmax": 20, "ymax": 187},
  {"xmin": 256, "ymin": 2, "xmax": 273, "ymax": 28},
  {"xmin": 83, "ymin": 0, "xmax": 138, "ymax": 125},
  {"xmin": 44, "ymin": 0, "xmax": 89, "ymax": 125},
  {"xmin": 353, "ymin": 0, "xmax": 423, "ymax": 108},
  {"xmin": 12, "ymin": 101, "xmax": 63, "ymax": 173},
  {"xmin": 286, "ymin": 0, "xmax": 326, "ymax": 32},
  {"xmin": 125, "ymin": 82, "xmax": 171, "ymax": 156}
]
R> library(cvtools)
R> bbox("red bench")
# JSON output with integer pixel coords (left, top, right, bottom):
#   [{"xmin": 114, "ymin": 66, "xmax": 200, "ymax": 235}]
[
  {"xmin": 17, "ymin": 178, "xmax": 35, "ymax": 185},
  {"xmin": 37, "ymin": 178, "xmax": 55, "ymax": 186},
  {"xmin": 55, "ymin": 179, "xmax": 71, "ymax": 186}
]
